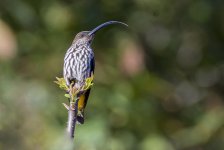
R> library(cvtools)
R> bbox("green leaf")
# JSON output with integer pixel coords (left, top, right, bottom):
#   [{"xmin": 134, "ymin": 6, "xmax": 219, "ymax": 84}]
[
  {"xmin": 54, "ymin": 77, "xmax": 69, "ymax": 91},
  {"xmin": 64, "ymin": 94, "xmax": 70, "ymax": 98},
  {"xmin": 54, "ymin": 75, "xmax": 94, "ymax": 103}
]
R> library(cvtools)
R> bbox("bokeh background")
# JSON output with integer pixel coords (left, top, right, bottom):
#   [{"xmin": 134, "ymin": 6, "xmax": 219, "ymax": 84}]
[{"xmin": 1, "ymin": 0, "xmax": 224, "ymax": 150}]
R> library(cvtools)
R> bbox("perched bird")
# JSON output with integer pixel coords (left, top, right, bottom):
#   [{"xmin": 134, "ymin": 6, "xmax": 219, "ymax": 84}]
[{"xmin": 63, "ymin": 21, "xmax": 128, "ymax": 124}]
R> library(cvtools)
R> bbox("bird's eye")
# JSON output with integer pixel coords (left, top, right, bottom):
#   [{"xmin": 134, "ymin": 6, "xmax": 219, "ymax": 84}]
[{"xmin": 80, "ymin": 34, "xmax": 84, "ymax": 38}]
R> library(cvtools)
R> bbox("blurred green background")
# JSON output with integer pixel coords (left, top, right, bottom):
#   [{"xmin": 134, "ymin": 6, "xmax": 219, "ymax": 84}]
[{"xmin": 1, "ymin": 0, "xmax": 224, "ymax": 150}]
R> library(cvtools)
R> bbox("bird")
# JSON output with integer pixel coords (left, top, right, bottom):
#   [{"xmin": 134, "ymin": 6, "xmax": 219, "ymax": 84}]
[{"xmin": 63, "ymin": 21, "xmax": 128, "ymax": 124}]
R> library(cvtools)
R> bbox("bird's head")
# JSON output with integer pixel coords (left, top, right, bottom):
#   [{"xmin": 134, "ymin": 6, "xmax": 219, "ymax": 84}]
[
  {"xmin": 72, "ymin": 21, "xmax": 128, "ymax": 46},
  {"xmin": 72, "ymin": 31, "xmax": 93, "ymax": 46}
]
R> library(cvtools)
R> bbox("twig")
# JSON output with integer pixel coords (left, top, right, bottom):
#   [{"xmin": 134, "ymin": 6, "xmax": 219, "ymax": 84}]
[
  {"xmin": 67, "ymin": 99, "xmax": 79, "ymax": 138},
  {"xmin": 54, "ymin": 76, "xmax": 93, "ymax": 139}
]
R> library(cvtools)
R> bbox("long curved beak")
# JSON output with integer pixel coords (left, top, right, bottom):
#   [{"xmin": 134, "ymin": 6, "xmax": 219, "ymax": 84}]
[{"xmin": 88, "ymin": 21, "xmax": 128, "ymax": 36}]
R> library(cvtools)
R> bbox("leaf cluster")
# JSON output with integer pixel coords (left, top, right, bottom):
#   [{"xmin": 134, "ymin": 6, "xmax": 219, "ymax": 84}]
[{"xmin": 54, "ymin": 75, "xmax": 94, "ymax": 102}]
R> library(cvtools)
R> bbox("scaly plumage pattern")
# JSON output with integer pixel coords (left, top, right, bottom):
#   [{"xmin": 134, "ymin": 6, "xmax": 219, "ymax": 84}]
[{"xmin": 64, "ymin": 41, "xmax": 94, "ymax": 88}]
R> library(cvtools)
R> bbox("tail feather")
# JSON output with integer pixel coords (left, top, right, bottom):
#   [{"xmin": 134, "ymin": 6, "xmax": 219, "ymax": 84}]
[
  {"xmin": 77, "ymin": 109, "xmax": 84, "ymax": 124},
  {"xmin": 77, "ymin": 93, "xmax": 86, "ymax": 124}
]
